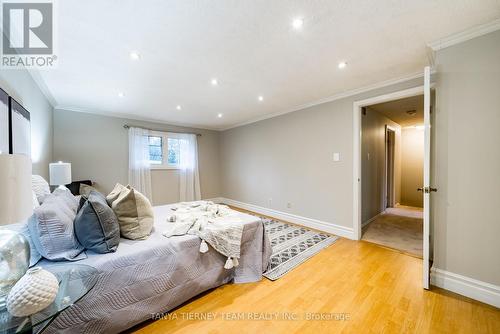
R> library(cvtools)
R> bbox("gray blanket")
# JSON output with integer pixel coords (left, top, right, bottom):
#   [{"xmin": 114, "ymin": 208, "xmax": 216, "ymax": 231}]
[{"xmin": 40, "ymin": 204, "xmax": 271, "ymax": 334}]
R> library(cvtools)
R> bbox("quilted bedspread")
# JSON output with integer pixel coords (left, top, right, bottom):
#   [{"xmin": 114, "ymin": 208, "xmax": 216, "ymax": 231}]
[{"xmin": 39, "ymin": 204, "xmax": 271, "ymax": 334}]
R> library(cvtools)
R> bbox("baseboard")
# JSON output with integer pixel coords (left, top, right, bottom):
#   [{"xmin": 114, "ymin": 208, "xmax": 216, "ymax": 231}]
[
  {"xmin": 205, "ymin": 197, "xmax": 224, "ymax": 204},
  {"xmin": 431, "ymin": 267, "xmax": 500, "ymax": 308},
  {"xmin": 217, "ymin": 197, "xmax": 355, "ymax": 240},
  {"xmin": 362, "ymin": 211, "xmax": 385, "ymax": 227}
]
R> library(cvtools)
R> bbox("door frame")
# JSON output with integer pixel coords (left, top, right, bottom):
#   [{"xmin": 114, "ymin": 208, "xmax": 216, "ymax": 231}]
[
  {"xmin": 384, "ymin": 125, "xmax": 397, "ymax": 209},
  {"xmin": 352, "ymin": 85, "xmax": 431, "ymax": 240}
]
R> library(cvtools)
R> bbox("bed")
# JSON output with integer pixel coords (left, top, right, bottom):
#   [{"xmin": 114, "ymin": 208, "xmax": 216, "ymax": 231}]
[{"xmin": 40, "ymin": 204, "xmax": 272, "ymax": 333}]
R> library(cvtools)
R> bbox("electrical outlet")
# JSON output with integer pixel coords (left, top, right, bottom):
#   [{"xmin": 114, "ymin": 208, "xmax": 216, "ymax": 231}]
[{"xmin": 287, "ymin": 202, "xmax": 292, "ymax": 208}]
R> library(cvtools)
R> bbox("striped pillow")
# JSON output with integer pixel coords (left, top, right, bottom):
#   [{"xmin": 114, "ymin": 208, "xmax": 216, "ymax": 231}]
[
  {"xmin": 32, "ymin": 175, "xmax": 50, "ymax": 204},
  {"xmin": 28, "ymin": 187, "xmax": 86, "ymax": 261}
]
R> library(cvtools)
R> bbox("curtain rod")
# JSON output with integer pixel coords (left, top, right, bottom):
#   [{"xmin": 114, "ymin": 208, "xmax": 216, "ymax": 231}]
[{"xmin": 123, "ymin": 124, "xmax": 202, "ymax": 137}]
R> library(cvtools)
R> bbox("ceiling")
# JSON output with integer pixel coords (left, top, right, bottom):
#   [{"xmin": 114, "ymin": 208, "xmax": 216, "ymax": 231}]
[
  {"xmin": 37, "ymin": 0, "xmax": 500, "ymax": 130},
  {"xmin": 368, "ymin": 95, "xmax": 424, "ymax": 127}
]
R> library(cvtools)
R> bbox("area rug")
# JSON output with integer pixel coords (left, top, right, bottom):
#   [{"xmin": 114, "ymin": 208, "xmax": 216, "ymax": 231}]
[{"xmin": 259, "ymin": 217, "xmax": 339, "ymax": 280}]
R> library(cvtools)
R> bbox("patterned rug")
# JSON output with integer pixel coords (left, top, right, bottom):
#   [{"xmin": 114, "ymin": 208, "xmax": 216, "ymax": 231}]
[{"xmin": 260, "ymin": 217, "xmax": 339, "ymax": 280}]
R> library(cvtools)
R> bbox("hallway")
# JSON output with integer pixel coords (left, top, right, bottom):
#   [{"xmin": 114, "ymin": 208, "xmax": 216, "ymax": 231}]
[{"xmin": 362, "ymin": 206, "xmax": 423, "ymax": 257}]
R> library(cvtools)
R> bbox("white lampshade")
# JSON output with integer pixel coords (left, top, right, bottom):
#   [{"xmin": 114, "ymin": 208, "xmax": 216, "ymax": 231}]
[
  {"xmin": 49, "ymin": 161, "xmax": 71, "ymax": 186},
  {"xmin": 0, "ymin": 154, "xmax": 33, "ymax": 225}
]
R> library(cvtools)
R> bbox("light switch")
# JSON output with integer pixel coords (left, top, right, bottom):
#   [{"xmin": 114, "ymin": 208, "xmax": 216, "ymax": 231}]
[{"xmin": 333, "ymin": 153, "xmax": 341, "ymax": 162}]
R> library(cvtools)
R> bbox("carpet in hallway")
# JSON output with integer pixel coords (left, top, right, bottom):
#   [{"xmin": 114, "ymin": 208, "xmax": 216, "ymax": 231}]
[{"xmin": 362, "ymin": 208, "xmax": 423, "ymax": 257}]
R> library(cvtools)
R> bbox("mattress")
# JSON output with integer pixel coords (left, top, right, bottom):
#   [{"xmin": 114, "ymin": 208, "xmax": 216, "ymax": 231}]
[{"xmin": 40, "ymin": 204, "xmax": 271, "ymax": 334}]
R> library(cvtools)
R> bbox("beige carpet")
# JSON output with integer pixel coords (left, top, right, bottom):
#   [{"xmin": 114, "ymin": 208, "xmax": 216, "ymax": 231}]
[{"xmin": 362, "ymin": 206, "xmax": 423, "ymax": 257}]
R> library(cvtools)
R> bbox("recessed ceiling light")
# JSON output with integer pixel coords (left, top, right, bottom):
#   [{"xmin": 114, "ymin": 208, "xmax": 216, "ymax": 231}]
[
  {"xmin": 176, "ymin": 105, "xmax": 182, "ymax": 110},
  {"xmin": 211, "ymin": 78, "xmax": 218, "ymax": 86},
  {"xmin": 118, "ymin": 92, "xmax": 125, "ymax": 98},
  {"xmin": 338, "ymin": 61, "xmax": 347, "ymax": 69},
  {"xmin": 292, "ymin": 18, "xmax": 304, "ymax": 30},
  {"xmin": 130, "ymin": 51, "xmax": 141, "ymax": 60},
  {"xmin": 258, "ymin": 96, "xmax": 264, "ymax": 102},
  {"xmin": 217, "ymin": 113, "xmax": 223, "ymax": 118}
]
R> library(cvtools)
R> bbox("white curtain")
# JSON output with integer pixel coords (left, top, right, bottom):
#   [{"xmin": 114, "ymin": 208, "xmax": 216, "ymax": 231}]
[
  {"xmin": 178, "ymin": 133, "xmax": 201, "ymax": 201},
  {"xmin": 128, "ymin": 127, "xmax": 153, "ymax": 201}
]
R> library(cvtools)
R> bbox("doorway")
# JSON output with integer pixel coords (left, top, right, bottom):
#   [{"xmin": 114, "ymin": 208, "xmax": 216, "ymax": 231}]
[
  {"xmin": 360, "ymin": 95, "xmax": 425, "ymax": 257},
  {"xmin": 385, "ymin": 126, "xmax": 396, "ymax": 209},
  {"xmin": 353, "ymin": 68, "xmax": 434, "ymax": 289}
]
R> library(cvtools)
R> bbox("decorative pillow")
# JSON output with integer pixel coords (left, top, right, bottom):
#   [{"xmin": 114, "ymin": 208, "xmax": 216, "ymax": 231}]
[
  {"xmin": 28, "ymin": 187, "xmax": 86, "ymax": 261},
  {"xmin": 6, "ymin": 222, "xmax": 42, "ymax": 267},
  {"xmin": 66, "ymin": 180, "xmax": 92, "ymax": 196},
  {"xmin": 32, "ymin": 175, "xmax": 50, "ymax": 204},
  {"xmin": 74, "ymin": 191, "xmax": 120, "ymax": 253},
  {"xmin": 79, "ymin": 183, "xmax": 98, "ymax": 198},
  {"xmin": 106, "ymin": 183, "xmax": 154, "ymax": 240}
]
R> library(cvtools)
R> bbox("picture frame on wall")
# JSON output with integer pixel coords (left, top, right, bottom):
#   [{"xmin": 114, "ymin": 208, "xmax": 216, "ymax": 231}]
[
  {"xmin": 8, "ymin": 97, "xmax": 31, "ymax": 157},
  {"xmin": 0, "ymin": 88, "xmax": 8, "ymax": 154}
]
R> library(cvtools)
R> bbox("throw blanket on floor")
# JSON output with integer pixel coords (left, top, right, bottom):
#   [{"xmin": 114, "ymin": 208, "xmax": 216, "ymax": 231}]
[{"xmin": 162, "ymin": 201, "xmax": 243, "ymax": 269}]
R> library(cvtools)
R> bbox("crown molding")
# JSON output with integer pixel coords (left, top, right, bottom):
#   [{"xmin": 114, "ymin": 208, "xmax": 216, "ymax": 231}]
[
  {"xmin": 27, "ymin": 69, "xmax": 57, "ymax": 107},
  {"xmin": 59, "ymin": 70, "xmax": 430, "ymax": 132},
  {"xmin": 428, "ymin": 18, "xmax": 500, "ymax": 51},
  {"xmin": 54, "ymin": 105, "xmax": 220, "ymax": 131},
  {"xmin": 54, "ymin": 70, "xmax": 426, "ymax": 133},
  {"xmin": 220, "ymin": 71, "xmax": 424, "ymax": 131}
]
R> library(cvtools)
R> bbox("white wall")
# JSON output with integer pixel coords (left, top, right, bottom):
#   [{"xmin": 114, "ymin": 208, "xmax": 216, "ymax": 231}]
[
  {"xmin": 361, "ymin": 107, "xmax": 401, "ymax": 223},
  {"xmin": 0, "ymin": 70, "xmax": 53, "ymax": 179},
  {"xmin": 400, "ymin": 127, "xmax": 424, "ymax": 207},
  {"xmin": 52, "ymin": 109, "xmax": 221, "ymax": 205},
  {"xmin": 432, "ymin": 30, "xmax": 500, "ymax": 286},
  {"xmin": 220, "ymin": 77, "xmax": 424, "ymax": 235}
]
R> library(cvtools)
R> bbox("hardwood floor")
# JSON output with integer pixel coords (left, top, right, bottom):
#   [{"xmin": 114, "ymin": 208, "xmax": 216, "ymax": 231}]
[{"xmin": 131, "ymin": 220, "xmax": 500, "ymax": 334}]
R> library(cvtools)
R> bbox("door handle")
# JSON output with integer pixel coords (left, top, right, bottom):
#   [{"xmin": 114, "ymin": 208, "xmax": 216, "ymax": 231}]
[{"xmin": 418, "ymin": 187, "xmax": 438, "ymax": 193}]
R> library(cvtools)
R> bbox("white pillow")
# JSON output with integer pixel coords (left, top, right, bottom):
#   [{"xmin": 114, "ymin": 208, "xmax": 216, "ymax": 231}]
[
  {"xmin": 28, "ymin": 187, "xmax": 86, "ymax": 261},
  {"xmin": 32, "ymin": 190, "xmax": 40, "ymax": 209},
  {"xmin": 32, "ymin": 175, "xmax": 50, "ymax": 204}
]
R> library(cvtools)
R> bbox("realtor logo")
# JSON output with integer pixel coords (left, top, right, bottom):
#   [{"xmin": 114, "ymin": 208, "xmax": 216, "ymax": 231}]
[{"xmin": 1, "ymin": 1, "xmax": 57, "ymax": 68}]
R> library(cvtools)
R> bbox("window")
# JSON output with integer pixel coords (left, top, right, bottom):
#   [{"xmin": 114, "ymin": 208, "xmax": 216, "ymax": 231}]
[
  {"xmin": 167, "ymin": 137, "xmax": 180, "ymax": 165},
  {"xmin": 148, "ymin": 132, "xmax": 181, "ymax": 169},
  {"xmin": 148, "ymin": 136, "xmax": 162, "ymax": 165}
]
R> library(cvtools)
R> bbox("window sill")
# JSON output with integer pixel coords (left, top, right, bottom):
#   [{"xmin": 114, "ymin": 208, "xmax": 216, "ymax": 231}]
[{"xmin": 150, "ymin": 165, "xmax": 180, "ymax": 170}]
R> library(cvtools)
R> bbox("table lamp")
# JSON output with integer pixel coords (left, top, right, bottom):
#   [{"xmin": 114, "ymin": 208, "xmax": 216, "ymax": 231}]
[
  {"xmin": 49, "ymin": 161, "xmax": 71, "ymax": 189},
  {"xmin": 0, "ymin": 154, "xmax": 33, "ymax": 309}
]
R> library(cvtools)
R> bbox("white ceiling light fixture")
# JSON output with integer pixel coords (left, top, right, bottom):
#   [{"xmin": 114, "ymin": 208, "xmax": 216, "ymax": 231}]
[
  {"xmin": 118, "ymin": 92, "xmax": 125, "ymax": 98},
  {"xmin": 292, "ymin": 17, "xmax": 304, "ymax": 30},
  {"xmin": 338, "ymin": 61, "xmax": 347, "ymax": 69},
  {"xmin": 176, "ymin": 105, "xmax": 182, "ymax": 110},
  {"xmin": 129, "ymin": 51, "xmax": 141, "ymax": 60},
  {"xmin": 217, "ymin": 113, "xmax": 223, "ymax": 118},
  {"xmin": 211, "ymin": 78, "xmax": 218, "ymax": 86},
  {"xmin": 258, "ymin": 96, "xmax": 264, "ymax": 102}
]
